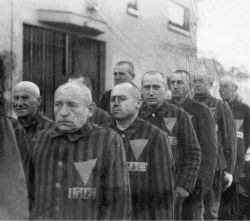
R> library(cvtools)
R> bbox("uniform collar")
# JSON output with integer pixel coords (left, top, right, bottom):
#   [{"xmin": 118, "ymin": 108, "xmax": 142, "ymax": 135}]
[
  {"xmin": 18, "ymin": 112, "xmax": 41, "ymax": 129},
  {"xmin": 171, "ymin": 97, "xmax": 192, "ymax": 109},
  {"xmin": 49, "ymin": 120, "xmax": 93, "ymax": 142},
  {"xmin": 140, "ymin": 101, "xmax": 167, "ymax": 118},
  {"xmin": 193, "ymin": 92, "xmax": 211, "ymax": 102},
  {"xmin": 110, "ymin": 117, "xmax": 141, "ymax": 138},
  {"xmin": 229, "ymin": 97, "xmax": 240, "ymax": 108}
]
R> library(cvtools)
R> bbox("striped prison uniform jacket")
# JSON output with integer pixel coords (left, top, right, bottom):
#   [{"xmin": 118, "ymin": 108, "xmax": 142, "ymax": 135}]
[
  {"xmin": 228, "ymin": 98, "xmax": 250, "ymax": 183},
  {"xmin": 26, "ymin": 121, "xmax": 131, "ymax": 220},
  {"xmin": 91, "ymin": 107, "xmax": 111, "ymax": 126},
  {"xmin": 139, "ymin": 100, "xmax": 201, "ymax": 193},
  {"xmin": 193, "ymin": 92, "xmax": 237, "ymax": 174},
  {"xmin": 110, "ymin": 117, "xmax": 175, "ymax": 220},
  {"xmin": 171, "ymin": 97, "xmax": 218, "ymax": 195},
  {"xmin": 0, "ymin": 115, "xmax": 29, "ymax": 219},
  {"xmin": 18, "ymin": 112, "xmax": 54, "ymax": 146}
]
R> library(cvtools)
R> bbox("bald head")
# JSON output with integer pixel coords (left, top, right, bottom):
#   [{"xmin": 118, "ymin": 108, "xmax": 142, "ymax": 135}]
[
  {"xmin": 13, "ymin": 81, "xmax": 40, "ymax": 99},
  {"xmin": 13, "ymin": 81, "xmax": 41, "ymax": 117},
  {"xmin": 112, "ymin": 83, "xmax": 141, "ymax": 100},
  {"xmin": 110, "ymin": 82, "xmax": 142, "ymax": 122},
  {"xmin": 55, "ymin": 81, "xmax": 92, "ymax": 106},
  {"xmin": 142, "ymin": 71, "xmax": 167, "ymax": 85}
]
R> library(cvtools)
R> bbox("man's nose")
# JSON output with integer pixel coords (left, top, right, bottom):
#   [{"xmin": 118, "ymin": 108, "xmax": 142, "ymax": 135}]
[
  {"xmin": 148, "ymin": 87, "xmax": 154, "ymax": 95},
  {"xmin": 59, "ymin": 104, "xmax": 69, "ymax": 116},
  {"xmin": 112, "ymin": 97, "xmax": 120, "ymax": 105},
  {"xmin": 173, "ymin": 82, "xmax": 179, "ymax": 89},
  {"xmin": 15, "ymin": 98, "xmax": 24, "ymax": 106},
  {"xmin": 114, "ymin": 73, "xmax": 120, "ymax": 80}
]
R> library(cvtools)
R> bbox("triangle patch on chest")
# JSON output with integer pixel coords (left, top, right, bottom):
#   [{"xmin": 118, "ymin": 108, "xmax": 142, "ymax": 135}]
[
  {"xmin": 74, "ymin": 159, "xmax": 97, "ymax": 186},
  {"xmin": 163, "ymin": 118, "xmax": 177, "ymax": 133},
  {"xmin": 235, "ymin": 119, "xmax": 243, "ymax": 130},
  {"xmin": 129, "ymin": 139, "xmax": 148, "ymax": 160}
]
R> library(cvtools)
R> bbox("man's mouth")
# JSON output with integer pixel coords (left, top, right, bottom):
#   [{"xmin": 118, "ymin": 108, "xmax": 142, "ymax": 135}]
[
  {"xmin": 147, "ymin": 98, "xmax": 156, "ymax": 101},
  {"xmin": 112, "ymin": 109, "xmax": 121, "ymax": 113},
  {"xmin": 16, "ymin": 108, "xmax": 26, "ymax": 111}
]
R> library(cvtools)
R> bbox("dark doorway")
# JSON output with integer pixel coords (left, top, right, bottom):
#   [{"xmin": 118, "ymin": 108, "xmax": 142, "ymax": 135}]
[{"xmin": 23, "ymin": 24, "xmax": 105, "ymax": 118}]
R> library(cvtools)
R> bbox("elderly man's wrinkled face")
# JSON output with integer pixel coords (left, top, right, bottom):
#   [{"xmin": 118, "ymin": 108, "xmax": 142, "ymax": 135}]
[
  {"xmin": 219, "ymin": 81, "xmax": 237, "ymax": 101},
  {"xmin": 193, "ymin": 72, "xmax": 211, "ymax": 95},
  {"xmin": 13, "ymin": 88, "xmax": 40, "ymax": 117},
  {"xmin": 54, "ymin": 85, "xmax": 92, "ymax": 132},
  {"xmin": 141, "ymin": 73, "xmax": 166, "ymax": 108}
]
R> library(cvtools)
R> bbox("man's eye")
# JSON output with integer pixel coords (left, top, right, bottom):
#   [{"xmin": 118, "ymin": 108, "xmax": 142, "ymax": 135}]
[
  {"xmin": 143, "ymin": 86, "xmax": 150, "ymax": 90},
  {"xmin": 153, "ymin": 86, "xmax": 161, "ymax": 90},
  {"xmin": 54, "ymin": 103, "xmax": 61, "ymax": 107},
  {"xmin": 70, "ymin": 104, "xmax": 78, "ymax": 108}
]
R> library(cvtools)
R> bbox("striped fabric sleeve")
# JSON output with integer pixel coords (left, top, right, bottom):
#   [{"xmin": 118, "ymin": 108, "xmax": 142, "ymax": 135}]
[
  {"xmin": 243, "ymin": 104, "xmax": 250, "ymax": 149},
  {"xmin": 193, "ymin": 104, "xmax": 218, "ymax": 194},
  {"xmin": 152, "ymin": 130, "xmax": 175, "ymax": 220},
  {"xmin": 177, "ymin": 110, "xmax": 201, "ymax": 193},
  {"xmin": 100, "ymin": 132, "xmax": 131, "ymax": 220},
  {"xmin": 219, "ymin": 101, "xmax": 237, "ymax": 174}
]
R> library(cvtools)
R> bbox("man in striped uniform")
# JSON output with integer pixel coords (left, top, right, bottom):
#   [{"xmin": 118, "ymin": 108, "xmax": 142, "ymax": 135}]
[
  {"xmin": 68, "ymin": 73, "xmax": 111, "ymax": 126},
  {"xmin": 193, "ymin": 70, "xmax": 237, "ymax": 220},
  {"xmin": 13, "ymin": 81, "xmax": 54, "ymax": 145},
  {"xmin": 99, "ymin": 61, "xmax": 135, "ymax": 114},
  {"xmin": 219, "ymin": 76, "xmax": 250, "ymax": 219},
  {"xmin": 139, "ymin": 71, "xmax": 201, "ymax": 220},
  {"xmin": 0, "ymin": 93, "xmax": 29, "ymax": 219},
  {"xmin": 110, "ymin": 82, "xmax": 175, "ymax": 220},
  {"xmin": 168, "ymin": 70, "xmax": 218, "ymax": 220},
  {"xmin": 26, "ymin": 82, "xmax": 131, "ymax": 220}
]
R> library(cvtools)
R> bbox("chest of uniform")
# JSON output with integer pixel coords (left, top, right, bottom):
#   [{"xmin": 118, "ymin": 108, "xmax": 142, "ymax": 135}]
[
  {"xmin": 35, "ymin": 139, "xmax": 106, "ymax": 200},
  {"xmin": 120, "ymin": 135, "xmax": 150, "ymax": 172}
]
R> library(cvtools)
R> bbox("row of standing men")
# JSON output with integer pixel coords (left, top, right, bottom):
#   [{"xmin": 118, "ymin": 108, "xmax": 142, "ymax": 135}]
[{"xmin": 1, "ymin": 60, "xmax": 250, "ymax": 220}]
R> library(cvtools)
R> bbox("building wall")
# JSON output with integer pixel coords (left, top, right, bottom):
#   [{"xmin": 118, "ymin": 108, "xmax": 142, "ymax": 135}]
[{"xmin": 0, "ymin": 0, "xmax": 198, "ymax": 110}]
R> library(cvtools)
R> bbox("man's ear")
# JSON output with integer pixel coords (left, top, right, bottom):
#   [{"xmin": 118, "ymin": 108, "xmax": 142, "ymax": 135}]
[
  {"xmin": 135, "ymin": 98, "xmax": 143, "ymax": 110},
  {"xmin": 37, "ymin": 96, "xmax": 42, "ymax": 107},
  {"xmin": 87, "ymin": 102, "xmax": 96, "ymax": 118}
]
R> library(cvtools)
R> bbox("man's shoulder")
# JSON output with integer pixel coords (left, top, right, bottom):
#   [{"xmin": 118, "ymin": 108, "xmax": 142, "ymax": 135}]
[
  {"xmin": 0, "ymin": 115, "xmax": 23, "ymax": 130},
  {"xmin": 162, "ymin": 100, "xmax": 190, "ymax": 118},
  {"xmin": 38, "ymin": 113, "xmax": 55, "ymax": 127},
  {"xmin": 136, "ymin": 118, "xmax": 165, "ymax": 133},
  {"xmin": 94, "ymin": 107, "xmax": 110, "ymax": 118},
  {"xmin": 89, "ymin": 124, "xmax": 121, "ymax": 141},
  {"xmin": 187, "ymin": 100, "xmax": 212, "ymax": 114}
]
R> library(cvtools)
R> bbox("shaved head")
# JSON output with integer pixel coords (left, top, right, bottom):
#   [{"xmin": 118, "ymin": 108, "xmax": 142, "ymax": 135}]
[
  {"xmin": 13, "ymin": 81, "xmax": 40, "ymax": 99},
  {"xmin": 112, "ymin": 83, "xmax": 141, "ymax": 101},
  {"xmin": 142, "ymin": 71, "xmax": 167, "ymax": 85},
  {"xmin": 110, "ymin": 82, "xmax": 142, "ymax": 126},
  {"xmin": 55, "ymin": 81, "xmax": 92, "ymax": 106}
]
